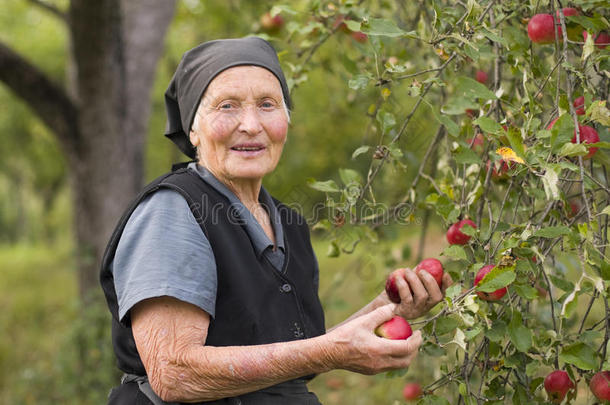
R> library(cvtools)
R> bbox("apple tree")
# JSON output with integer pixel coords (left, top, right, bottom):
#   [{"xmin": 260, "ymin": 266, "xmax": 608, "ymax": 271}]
[{"xmin": 269, "ymin": 0, "xmax": 609, "ymax": 403}]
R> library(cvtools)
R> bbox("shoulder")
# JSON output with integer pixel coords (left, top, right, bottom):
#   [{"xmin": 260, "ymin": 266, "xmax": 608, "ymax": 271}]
[{"xmin": 271, "ymin": 196, "xmax": 310, "ymax": 232}]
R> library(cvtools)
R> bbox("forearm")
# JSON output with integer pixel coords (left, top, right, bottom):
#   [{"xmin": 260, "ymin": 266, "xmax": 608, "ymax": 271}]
[{"xmin": 153, "ymin": 334, "xmax": 336, "ymax": 402}]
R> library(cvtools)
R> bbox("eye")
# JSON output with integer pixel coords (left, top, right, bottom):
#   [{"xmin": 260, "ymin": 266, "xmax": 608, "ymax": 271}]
[
  {"xmin": 219, "ymin": 102, "xmax": 234, "ymax": 110},
  {"xmin": 260, "ymin": 99, "xmax": 277, "ymax": 109}
]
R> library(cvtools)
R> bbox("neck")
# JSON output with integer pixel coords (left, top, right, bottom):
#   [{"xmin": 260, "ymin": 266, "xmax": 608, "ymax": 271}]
[{"xmin": 203, "ymin": 165, "xmax": 263, "ymax": 208}]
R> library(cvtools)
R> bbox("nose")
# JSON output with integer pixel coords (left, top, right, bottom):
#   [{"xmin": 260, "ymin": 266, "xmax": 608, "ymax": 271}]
[{"xmin": 237, "ymin": 105, "xmax": 263, "ymax": 135}]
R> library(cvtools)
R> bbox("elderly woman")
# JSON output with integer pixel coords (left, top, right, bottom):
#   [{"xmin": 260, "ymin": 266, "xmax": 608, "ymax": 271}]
[{"xmin": 100, "ymin": 37, "xmax": 451, "ymax": 405}]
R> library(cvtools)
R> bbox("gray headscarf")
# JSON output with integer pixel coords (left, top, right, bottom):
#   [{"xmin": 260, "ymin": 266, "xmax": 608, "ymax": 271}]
[{"xmin": 164, "ymin": 37, "xmax": 292, "ymax": 159}]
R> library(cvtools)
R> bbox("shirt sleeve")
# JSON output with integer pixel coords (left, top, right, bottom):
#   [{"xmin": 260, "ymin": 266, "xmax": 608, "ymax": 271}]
[{"xmin": 112, "ymin": 188, "xmax": 217, "ymax": 323}]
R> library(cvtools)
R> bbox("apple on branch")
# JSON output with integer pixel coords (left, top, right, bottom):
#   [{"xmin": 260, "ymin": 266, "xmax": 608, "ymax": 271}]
[
  {"xmin": 544, "ymin": 370, "xmax": 575, "ymax": 404},
  {"xmin": 474, "ymin": 265, "xmax": 507, "ymax": 301},
  {"xmin": 402, "ymin": 382, "xmax": 423, "ymax": 402},
  {"xmin": 446, "ymin": 219, "xmax": 477, "ymax": 245},
  {"xmin": 589, "ymin": 371, "xmax": 610, "ymax": 402}
]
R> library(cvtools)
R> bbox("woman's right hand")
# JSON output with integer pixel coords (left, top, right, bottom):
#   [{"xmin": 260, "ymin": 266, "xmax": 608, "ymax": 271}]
[{"xmin": 325, "ymin": 304, "xmax": 422, "ymax": 375}]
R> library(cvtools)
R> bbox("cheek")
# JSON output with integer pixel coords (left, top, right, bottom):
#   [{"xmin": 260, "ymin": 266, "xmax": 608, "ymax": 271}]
[
  {"xmin": 266, "ymin": 119, "xmax": 288, "ymax": 143},
  {"xmin": 207, "ymin": 115, "xmax": 237, "ymax": 141}
]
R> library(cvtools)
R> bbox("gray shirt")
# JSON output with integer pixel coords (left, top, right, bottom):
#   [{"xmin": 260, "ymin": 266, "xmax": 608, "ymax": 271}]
[{"xmin": 111, "ymin": 163, "xmax": 291, "ymax": 322}]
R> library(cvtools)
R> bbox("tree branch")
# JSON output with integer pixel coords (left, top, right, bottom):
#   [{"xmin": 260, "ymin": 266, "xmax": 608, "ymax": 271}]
[
  {"xmin": 0, "ymin": 41, "xmax": 79, "ymax": 153},
  {"xmin": 28, "ymin": 0, "xmax": 67, "ymax": 21}
]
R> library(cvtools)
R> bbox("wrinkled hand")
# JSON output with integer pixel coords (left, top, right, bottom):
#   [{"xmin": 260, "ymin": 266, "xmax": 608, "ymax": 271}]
[
  {"xmin": 326, "ymin": 304, "xmax": 422, "ymax": 375},
  {"xmin": 390, "ymin": 268, "xmax": 453, "ymax": 319}
]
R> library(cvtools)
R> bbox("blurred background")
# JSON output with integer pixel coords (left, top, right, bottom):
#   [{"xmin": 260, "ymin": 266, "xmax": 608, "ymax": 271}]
[{"xmin": 0, "ymin": 1, "xmax": 442, "ymax": 403}]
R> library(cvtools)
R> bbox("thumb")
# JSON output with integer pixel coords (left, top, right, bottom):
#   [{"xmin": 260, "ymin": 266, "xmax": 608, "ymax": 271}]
[{"xmin": 363, "ymin": 303, "xmax": 397, "ymax": 329}]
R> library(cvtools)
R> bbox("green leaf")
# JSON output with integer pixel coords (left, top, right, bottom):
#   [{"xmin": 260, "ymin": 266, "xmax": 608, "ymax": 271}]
[
  {"xmin": 307, "ymin": 179, "xmax": 340, "ymax": 193},
  {"xmin": 513, "ymin": 284, "xmax": 538, "ymax": 300},
  {"xmin": 480, "ymin": 26, "xmax": 508, "ymax": 47},
  {"xmin": 589, "ymin": 100, "xmax": 610, "ymax": 126},
  {"xmin": 541, "ymin": 166, "xmax": 560, "ymax": 201},
  {"xmin": 454, "ymin": 147, "xmax": 481, "ymax": 165},
  {"xmin": 485, "ymin": 320, "xmax": 507, "ymax": 342},
  {"xmin": 454, "ymin": 76, "xmax": 498, "ymax": 101},
  {"xmin": 476, "ymin": 265, "xmax": 516, "ymax": 293},
  {"xmin": 474, "ymin": 116, "xmax": 502, "ymax": 133},
  {"xmin": 558, "ymin": 142, "xmax": 588, "ymax": 157},
  {"xmin": 559, "ymin": 343, "xmax": 598, "ymax": 370},
  {"xmin": 339, "ymin": 168, "xmax": 362, "ymax": 185},
  {"xmin": 360, "ymin": 18, "xmax": 417, "ymax": 38},
  {"xmin": 442, "ymin": 245, "xmax": 467, "ymax": 261},
  {"xmin": 344, "ymin": 20, "xmax": 362, "ymax": 32},
  {"xmin": 509, "ymin": 311, "xmax": 532, "ymax": 352},
  {"xmin": 435, "ymin": 316, "xmax": 460, "ymax": 335},
  {"xmin": 376, "ymin": 110, "xmax": 396, "ymax": 134},
  {"xmin": 533, "ymin": 226, "xmax": 571, "ymax": 238},
  {"xmin": 348, "ymin": 74, "xmax": 371, "ymax": 90},
  {"xmin": 352, "ymin": 145, "xmax": 370, "ymax": 159},
  {"xmin": 550, "ymin": 275, "xmax": 574, "ymax": 292}
]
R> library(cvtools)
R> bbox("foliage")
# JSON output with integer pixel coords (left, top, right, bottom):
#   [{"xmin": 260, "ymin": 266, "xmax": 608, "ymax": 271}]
[{"xmin": 268, "ymin": 0, "xmax": 610, "ymax": 403}]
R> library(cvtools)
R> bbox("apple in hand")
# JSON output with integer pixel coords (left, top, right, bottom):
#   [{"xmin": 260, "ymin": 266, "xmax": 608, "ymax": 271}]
[
  {"xmin": 590, "ymin": 371, "xmax": 610, "ymax": 402},
  {"xmin": 571, "ymin": 125, "xmax": 600, "ymax": 159},
  {"xmin": 403, "ymin": 382, "xmax": 423, "ymax": 401},
  {"xmin": 385, "ymin": 268, "xmax": 405, "ymax": 303},
  {"xmin": 474, "ymin": 265, "xmax": 507, "ymax": 301},
  {"xmin": 446, "ymin": 219, "xmax": 477, "ymax": 245},
  {"xmin": 375, "ymin": 316, "xmax": 412, "ymax": 340},
  {"xmin": 414, "ymin": 258, "xmax": 444, "ymax": 287},
  {"xmin": 544, "ymin": 370, "xmax": 575, "ymax": 403}
]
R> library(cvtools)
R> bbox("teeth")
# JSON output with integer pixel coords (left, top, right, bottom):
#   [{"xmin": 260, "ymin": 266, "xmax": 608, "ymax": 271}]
[{"xmin": 234, "ymin": 147, "xmax": 262, "ymax": 151}]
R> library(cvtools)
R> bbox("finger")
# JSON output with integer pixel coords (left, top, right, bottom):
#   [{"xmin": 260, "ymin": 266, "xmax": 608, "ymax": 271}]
[
  {"xmin": 417, "ymin": 270, "xmax": 443, "ymax": 303},
  {"xmin": 404, "ymin": 269, "xmax": 428, "ymax": 304},
  {"xmin": 396, "ymin": 270, "xmax": 414, "ymax": 306},
  {"xmin": 385, "ymin": 330, "xmax": 423, "ymax": 357},
  {"xmin": 364, "ymin": 303, "xmax": 397, "ymax": 329},
  {"xmin": 441, "ymin": 272, "xmax": 454, "ymax": 294}
]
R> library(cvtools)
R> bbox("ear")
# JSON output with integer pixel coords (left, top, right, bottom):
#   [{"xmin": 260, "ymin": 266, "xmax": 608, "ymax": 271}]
[{"xmin": 189, "ymin": 128, "xmax": 200, "ymax": 148}]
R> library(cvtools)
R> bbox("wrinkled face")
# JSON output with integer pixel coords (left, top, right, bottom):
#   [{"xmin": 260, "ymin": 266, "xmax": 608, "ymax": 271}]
[{"xmin": 189, "ymin": 66, "xmax": 289, "ymax": 184}]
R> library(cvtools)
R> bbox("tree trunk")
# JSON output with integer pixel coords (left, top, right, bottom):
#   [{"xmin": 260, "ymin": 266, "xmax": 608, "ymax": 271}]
[
  {"xmin": 68, "ymin": 0, "xmax": 176, "ymax": 299},
  {"xmin": 0, "ymin": 0, "xmax": 176, "ymax": 301}
]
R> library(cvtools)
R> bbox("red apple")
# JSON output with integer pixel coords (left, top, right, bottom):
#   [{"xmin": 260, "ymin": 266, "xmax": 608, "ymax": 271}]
[
  {"xmin": 385, "ymin": 268, "xmax": 405, "ymax": 303},
  {"xmin": 486, "ymin": 159, "xmax": 513, "ymax": 181},
  {"xmin": 544, "ymin": 370, "xmax": 575, "ymax": 404},
  {"xmin": 414, "ymin": 258, "xmax": 444, "ymax": 287},
  {"xmin": 260, "ymin": 12, "xmax": 284, "ymax": 32},
  {"xmin": 474, "ymin": 265, "xmax": 507, "ymax": 301},
  {"xmin": 332, "ymin": 15, "xmax": 350, "ymax": 33},
  {"xmin": 571, "ymin": 125, "xmax": 600, "ymax": 159},
  {"xmin": 466, "ymin": 108, "xmax": 478, "ymax": 118},
  {"xmin": 467, "ymin": 133, "xmax": 485, "ymax": 153},
  {"xmin": 375, "ymin": 316, "xmax": 412, "ymax": 340},
  {"xmin": 573, "ymin": 96, "xmax": 585, "ymax": 115},
  {"xmin": 590, "ymin": 371, "xmax": 610, "ymax": 402},
  {"xmin": 528, "ymin": 14, "xmax": 556, "ymax": 44},
  {"xmin": 475, "ymin": 70, "xmax": 488, "ymax": 85},
  {"xmin": 350, "ymin": 31, "xmax": 368, "ymax": 43},
  {"xmin": 403, "ymin": 382, "xmax": 423, "ymax": 401},
  {"xmin": 446, "ymin": 219, "xmax": 477, "ymax": 245},
  {"xmin": 584, "ymin": 31, "xmax": 610, "ymax": 49}
]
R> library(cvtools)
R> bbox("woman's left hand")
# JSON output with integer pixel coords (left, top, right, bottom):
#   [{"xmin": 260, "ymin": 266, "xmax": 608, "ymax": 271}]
[{"xmin": 390, "ymin": 268, "xmax": 453, "ymax": 319}]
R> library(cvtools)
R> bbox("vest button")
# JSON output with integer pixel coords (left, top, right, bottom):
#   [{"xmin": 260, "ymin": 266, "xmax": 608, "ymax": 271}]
[{"xmin": 280, "ymin": 283, "xmax": 292, "ymax": 293}]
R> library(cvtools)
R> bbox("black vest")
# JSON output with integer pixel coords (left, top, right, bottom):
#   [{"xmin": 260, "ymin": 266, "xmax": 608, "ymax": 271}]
[{"xmin": 100, "ymin": 166, "xmax": 326, "ymax": 404}]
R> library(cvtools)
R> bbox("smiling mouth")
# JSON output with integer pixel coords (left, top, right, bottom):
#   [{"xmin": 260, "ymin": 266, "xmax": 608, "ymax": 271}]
[{"xmin": 231, "ymin": 145, "xmax": 266, "ymax": 152}]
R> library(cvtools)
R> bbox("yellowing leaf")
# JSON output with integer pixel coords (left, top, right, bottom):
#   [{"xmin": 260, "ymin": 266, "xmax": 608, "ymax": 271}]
[
  {"xmin": 381, "ymin": 88, "xmax": 391, "ymax": 100},
  {"xmin": 496, "ymin": 147, "xmax": 524, "ymax": 164}
]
